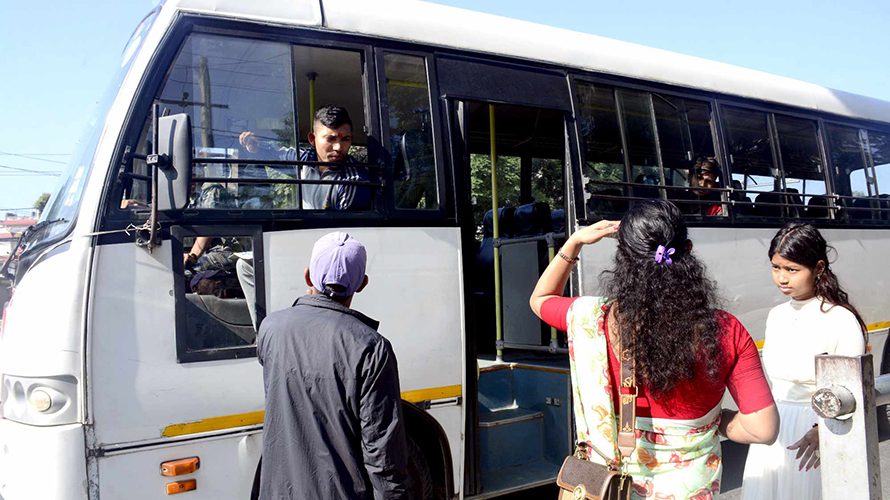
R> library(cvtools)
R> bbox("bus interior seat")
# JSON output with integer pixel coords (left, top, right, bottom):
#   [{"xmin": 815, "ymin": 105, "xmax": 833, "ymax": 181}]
[
  {"xmin": 184, "ymin": 293, "xmax": 255, "ymax": 348},
  {"xmin": 849, "ymin": 197, "xmax": 875, "ymax": 221},
  {"xmin": 730, "ymin": 180, "xmax": 753, "ymax": 215},
  {"xmin": 587, "ymin": 188, "xmax": 627, "ymax": 216},
  {"xmin": 879, "ymin": 194, "xmax": 890, "ymax": 221},
  {"xmin": 806, "ymin": 195, "xmax": 830, "ymax": 218},
  {"xmin": 633, "ymin": 174, "xmax": 661, "ymax": 200},
  {"xmin": 512, "ymin": 202, "xmax": 552, "ymax": 236},
  {"xmin": 753, "ymin": 189, "xmax": 802, "ymax": 218},
  {"xmin": 550, "ymin": 208, "xmax": 565, "ymax": 234}
]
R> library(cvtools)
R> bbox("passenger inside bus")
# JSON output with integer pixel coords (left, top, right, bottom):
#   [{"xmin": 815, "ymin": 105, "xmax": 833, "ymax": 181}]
[
  {"xmin": 671, "ymin": 157, "xmax": 725, "ymax": 216},
  {"xmin": 237, "ymin": 105, "xmax": 371, "ymax": 211}
]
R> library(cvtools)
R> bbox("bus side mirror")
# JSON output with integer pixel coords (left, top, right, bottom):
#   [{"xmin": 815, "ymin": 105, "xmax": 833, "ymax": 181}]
[{"xmin": 154, "ymin": 113, "xmax": 192, "ymax": 211}]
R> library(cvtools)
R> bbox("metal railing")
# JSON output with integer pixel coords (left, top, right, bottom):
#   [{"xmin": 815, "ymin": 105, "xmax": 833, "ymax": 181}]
[{"xmin": 811, "ymin": 354, "xmax": 888, "ymax": 499}]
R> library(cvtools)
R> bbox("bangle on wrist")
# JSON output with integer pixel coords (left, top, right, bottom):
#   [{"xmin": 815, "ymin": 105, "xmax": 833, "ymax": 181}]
[{"xmin": 557, "ymin": 250, "xmax": 579, "ymax": 264}]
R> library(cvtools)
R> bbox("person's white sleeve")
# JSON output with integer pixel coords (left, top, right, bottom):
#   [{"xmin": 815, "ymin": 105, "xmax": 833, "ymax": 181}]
[{"xmin": 832, "ymin": 307, "xmax": 866, "ymax": 356}]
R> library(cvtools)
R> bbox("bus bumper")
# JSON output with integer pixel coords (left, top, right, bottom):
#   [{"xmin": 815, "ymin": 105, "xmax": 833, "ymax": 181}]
[{"xmin": 0, "ymin": 419, "xmax": 87, "ymax": 500}]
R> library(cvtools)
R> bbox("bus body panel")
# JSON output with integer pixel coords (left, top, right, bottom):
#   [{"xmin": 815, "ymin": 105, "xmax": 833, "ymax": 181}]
[
  {"xmin": 88, "ymin": 227, "xmax": 465, "ymax": 487},
  {"xmin": 97, "ymin": 431, "xmax": 262, "ymax": 500},
  {"xmin": 0, "ymin": 420, "xmax": 88, "ymax": 500},
  {"xmin": 90, "ymin": 240, "xmax": 263, "ymax": 445},
  {"xmin": 0, "ymin": 241, "xmax": 88, "ymax": 380}
]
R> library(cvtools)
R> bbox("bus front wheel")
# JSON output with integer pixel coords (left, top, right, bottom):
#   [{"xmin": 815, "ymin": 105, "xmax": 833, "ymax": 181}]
[{"xmin": 407, "ymin": 435, "xmax": 435, "ymax": 499}]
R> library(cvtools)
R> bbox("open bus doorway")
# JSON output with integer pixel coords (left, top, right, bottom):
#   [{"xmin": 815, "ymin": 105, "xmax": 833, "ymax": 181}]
[{"xmin": 451, "ymin": 100, "xmax": 574, "ymax": 496}]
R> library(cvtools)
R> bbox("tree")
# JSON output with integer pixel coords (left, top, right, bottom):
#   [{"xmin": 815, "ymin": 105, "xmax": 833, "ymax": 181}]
[{"xmin": 33, "ymin": 192, "xmax": 50, "ymax": 215}]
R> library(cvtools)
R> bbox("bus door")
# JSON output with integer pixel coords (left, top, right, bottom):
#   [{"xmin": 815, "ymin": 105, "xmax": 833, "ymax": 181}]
[{"xmin": 438, "ymin": 57, "xmax": 578, "ymax": 496}]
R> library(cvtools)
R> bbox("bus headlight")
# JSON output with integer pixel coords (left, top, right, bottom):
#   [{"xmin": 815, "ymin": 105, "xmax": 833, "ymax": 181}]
[
  {"xmin": 28, "ymin": 389, "xmax": 53, "ymax": 412},
  {"xmin": 2, "ymin": 375, "xmax": 77, "ymax": 425}
]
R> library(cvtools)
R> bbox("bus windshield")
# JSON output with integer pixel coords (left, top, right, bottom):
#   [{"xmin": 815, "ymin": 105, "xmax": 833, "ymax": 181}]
[{"xmin": 29, "ymin": 8, "xmax": 159, "ymax": 249}]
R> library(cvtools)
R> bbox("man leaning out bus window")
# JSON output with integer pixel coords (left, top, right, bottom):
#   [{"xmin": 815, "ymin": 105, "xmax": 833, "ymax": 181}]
[
  {"xmin": 239, "ymin": 105, "xmax": 372, "ymax": 210},
  {"xmin": 256, "ymin": 232, "xmax": 410, "ymax": 499}
]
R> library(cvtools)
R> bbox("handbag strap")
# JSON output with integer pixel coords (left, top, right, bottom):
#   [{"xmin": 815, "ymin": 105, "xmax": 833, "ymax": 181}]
[{"xmin": 615, "ymin": 336, "xmax": 637, "ymax": 459}]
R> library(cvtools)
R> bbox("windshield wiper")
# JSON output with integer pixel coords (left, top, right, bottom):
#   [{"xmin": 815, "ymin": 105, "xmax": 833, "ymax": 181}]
[{"xmin": 1, "ymin": 218, "xmax": 68, "ymax": 280}]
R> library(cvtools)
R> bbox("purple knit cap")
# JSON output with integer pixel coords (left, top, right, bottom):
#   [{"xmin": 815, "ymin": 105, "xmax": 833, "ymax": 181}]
[{"xmin": 309, "ymin": 232, "xmax": 367, "ymax": 297}]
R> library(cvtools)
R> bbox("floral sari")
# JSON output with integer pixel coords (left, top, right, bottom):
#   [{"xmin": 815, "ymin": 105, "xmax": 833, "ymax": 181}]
[{"xmin": 567, "ymin": 296, "xmax": 722, "ymax": 500}]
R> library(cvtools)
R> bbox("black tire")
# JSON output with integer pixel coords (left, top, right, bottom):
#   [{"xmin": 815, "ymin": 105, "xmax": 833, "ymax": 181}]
[
  {"xmin": 250, "ymin": 458, "xmax": 262, "ymax": 500},
  {"xmin": 407, "ymin": 436, "xmax": 435, "ymax": 499}
]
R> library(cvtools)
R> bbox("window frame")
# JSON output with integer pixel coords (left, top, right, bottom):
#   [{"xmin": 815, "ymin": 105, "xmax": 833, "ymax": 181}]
[
  {"xmin": 171, "ymin": 224, "xmax": 266, "ymax": 363},
  {"xmin": 375, "ymin": 48, "xmax": 450, "ymax": 218}
]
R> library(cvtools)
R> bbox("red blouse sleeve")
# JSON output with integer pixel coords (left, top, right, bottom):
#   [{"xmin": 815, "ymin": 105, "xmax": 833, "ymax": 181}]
[
  {"xmin": 722, "ymin": 313, "xmax": 775, "ymax": 414},
  {"xmin": 539, "ymin": 297, "xmax": 579, "ymax": 332}
]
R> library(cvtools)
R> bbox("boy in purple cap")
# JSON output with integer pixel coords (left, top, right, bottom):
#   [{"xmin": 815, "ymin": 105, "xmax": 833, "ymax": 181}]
[{"xmin": 256, "ymin": 232, "xmax": 410, "ymax": 499}]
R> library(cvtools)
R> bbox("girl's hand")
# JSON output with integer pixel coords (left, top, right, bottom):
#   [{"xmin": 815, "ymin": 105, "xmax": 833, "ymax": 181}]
[
  {"xmin": 787, "ymin": 426, "xmax": 820, "ymax": 471},
  {"xmin": 568, "ymin": 220, "xmax": 620, "ymax": 246}
]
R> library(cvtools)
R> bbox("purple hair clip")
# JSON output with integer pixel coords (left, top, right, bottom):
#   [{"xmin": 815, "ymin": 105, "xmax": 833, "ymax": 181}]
[{"xmin": 654, "ymin": 244, "xmax": 675, "ymax": 265}]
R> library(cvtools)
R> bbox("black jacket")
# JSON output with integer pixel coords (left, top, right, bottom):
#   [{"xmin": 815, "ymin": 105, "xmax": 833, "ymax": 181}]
[{"xmin": 257, "ymin": 294, "xmax": 409, "ymax": 499}]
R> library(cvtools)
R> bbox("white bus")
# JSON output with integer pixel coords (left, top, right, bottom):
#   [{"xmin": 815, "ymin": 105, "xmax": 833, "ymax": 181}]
[{"xmin": 2, "ymin": 0, "xmax": 890, "ymax": 498}]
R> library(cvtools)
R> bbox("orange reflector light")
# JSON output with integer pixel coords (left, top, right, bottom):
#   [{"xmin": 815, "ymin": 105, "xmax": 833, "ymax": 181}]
[
  {"xmin": 166, "ymin": 479, "xmax": 197, "ymax": 495},
  {"xmin": 160, "ymin": 457, "xmax": 200, "ymax": 477}
]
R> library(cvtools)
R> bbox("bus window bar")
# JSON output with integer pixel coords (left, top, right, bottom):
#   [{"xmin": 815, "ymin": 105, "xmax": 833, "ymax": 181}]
[
  {"xmin": 195, "ymin": 157, "xmax": 385, "ymax": 170},
  {"xmin": 587, "ymin": 179, "xmax": 731, "ymax": 193},
  {"xmin": 500, "ymin": 341, "xmax": 568, "ymax": 355},
  {"xmin": 192, "ymin": 177, "xmax": 384, "ymax": 188},
  {"xmin": 588, "ymin": 192, "xmax": 727, "ymax": 205},
  {"xmin": 493, "ymin": 232, "xmax": 566, "ymax": 248}
]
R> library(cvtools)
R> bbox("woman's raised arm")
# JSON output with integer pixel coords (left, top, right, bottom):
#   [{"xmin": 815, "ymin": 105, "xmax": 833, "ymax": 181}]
[{"xmin": 529, "ymin": 220, "xmax": 619, "ymax": 318}]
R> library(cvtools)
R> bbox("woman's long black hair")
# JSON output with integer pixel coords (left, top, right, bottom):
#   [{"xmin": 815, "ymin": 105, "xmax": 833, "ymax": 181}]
[
  {"xmin": 769, "ymin": 222, "xmax": 867, "ymax": 337},
  {"xmin": 601, "ymin": 200, "xmax": 723, "ymax": 396}
]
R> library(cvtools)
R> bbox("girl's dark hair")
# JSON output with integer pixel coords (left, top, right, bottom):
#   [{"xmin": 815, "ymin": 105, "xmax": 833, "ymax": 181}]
[
  {"xmin": 769, "ymin": 222, "xmax": 867, "ymax": 337},
  {"xmin": 601, "ymin": 200, "xmax": 723, "ymax": 396}
]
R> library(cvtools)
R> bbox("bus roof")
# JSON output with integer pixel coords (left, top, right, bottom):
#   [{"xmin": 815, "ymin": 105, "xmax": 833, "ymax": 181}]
[{"xmin": 169, "ymin": 0, "xmax": 890, "ymax": 125}]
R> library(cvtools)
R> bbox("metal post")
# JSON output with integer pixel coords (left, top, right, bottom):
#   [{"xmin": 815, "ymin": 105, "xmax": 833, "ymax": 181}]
[
  {"xmin": 546, "ymin": 236, "xmax": 559, "ymax": 352},
  {"xmin": 812, "ymin": 354, "xmax": 882, "ymax": 499},
  {"xmin": 307, "ymin": 72, "xmax": 318, "ymax": 127},
  {"xmin": 489, "ymin": 104, "xmax": 503, "ymax": 362}
]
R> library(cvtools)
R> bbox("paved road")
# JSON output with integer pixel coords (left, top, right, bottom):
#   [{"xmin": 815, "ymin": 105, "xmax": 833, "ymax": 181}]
[{"xmin": 502, "ymin": 433, "xmax": 890, "ymax": 499}]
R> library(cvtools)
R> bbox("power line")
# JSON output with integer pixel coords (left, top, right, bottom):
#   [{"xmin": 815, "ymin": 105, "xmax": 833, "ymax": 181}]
[
  {"xmin": 0, "ymin": 164, "xmax": 62, "ymax": 175},
  {"xmin": 0, "ymin": 151, "xmax": 68, "ymax": 165}
]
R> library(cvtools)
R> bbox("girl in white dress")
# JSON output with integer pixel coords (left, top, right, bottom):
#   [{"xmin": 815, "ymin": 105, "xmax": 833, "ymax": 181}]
[{"xmin": 741, "ymin": 223, "xmax": 867, "ymax": 500}]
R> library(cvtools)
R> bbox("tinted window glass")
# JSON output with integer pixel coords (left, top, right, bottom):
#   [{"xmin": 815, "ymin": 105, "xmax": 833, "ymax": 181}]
[
  {"xmin": 617, "ymin": 89, "xmax": 661, "ymax": 200},
  {"xmin": 384, "ymin": 53, "xmax": 438, "ymax": 209},
  {"xmin": 869, "ymin": 130, "xmax": 890, "ymax": 195},
  {"xmin": 175, "ymin": 230, "xmax": 264, "ymax": 362},
  {"xmin": 775, "ymin": 115, "xmax": 825, "ymax": 218},
  {"xmin": 826, "ymin": 124, "xmax": 871, "ymax": 219},
  {"xmin": 577, "ymin": 83, "xmax": 626, "ymax": 216},
  {"xmin": 652, "ymin": 95, "xmax": 720, "ymax": 215},
  {"xmin": 723, "ymin": 107, "xmax": 780, "ymax": 216}
]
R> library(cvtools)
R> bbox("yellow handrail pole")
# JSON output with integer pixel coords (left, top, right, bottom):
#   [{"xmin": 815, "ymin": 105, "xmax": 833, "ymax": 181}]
[
  {"xmin": 547, "ymin": 242, "xmax": 558, "ymax": 349},
  {"xmin": 489, "ymin": 104, "xmax": 504, "ymax": 362},
  {"xmin": 307, "ymin": 72, "xmax": 317, "ymax": 126}
]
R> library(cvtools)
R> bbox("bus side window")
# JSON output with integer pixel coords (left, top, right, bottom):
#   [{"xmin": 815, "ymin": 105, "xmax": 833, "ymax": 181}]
[
  {"xmin": 867, "ymin": 130, "xmax": 890, "ymax": 221},
  {"xmin": 383, "ymin": 53, "xmax": 439, "ymax": 210},
  {"xmin": 774, "ymin": 115, "xmax": 824, "ymax": 219},
  {"xmin": 652, "ymin": 94, "xmax": 721, "ymax": 216},
  {"xmin": 826, "ymin": 124, "xmax": 872, "ymax": 221},
  {"xmin": 576, "ymin": 83, "xmax": 627, "ymax": 217},
  {"xmin": 723, "ymin": 106, "xmax": 780, "ymax": 217},
  {"xmin": 173, "ymin": 228, "xmax": 265, "ymax": 363},
  {"xmin": 617, "ymin": 89, "xmax": 661, "ymax": 202},
  {"xmin": 117, "ymin": 34, "xmax": 377, "ymax": 213}
]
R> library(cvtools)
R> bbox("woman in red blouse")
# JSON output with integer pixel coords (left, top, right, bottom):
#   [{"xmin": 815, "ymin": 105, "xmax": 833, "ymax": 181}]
[{"xmin": 530, "ymin": 199, "xmax": 778, "ymax": 498}]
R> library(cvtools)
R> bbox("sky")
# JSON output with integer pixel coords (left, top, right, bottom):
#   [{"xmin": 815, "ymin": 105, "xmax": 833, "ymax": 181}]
[{"xmin": 1, "ymin": 0, "xmax": 887, "ymax": 217}]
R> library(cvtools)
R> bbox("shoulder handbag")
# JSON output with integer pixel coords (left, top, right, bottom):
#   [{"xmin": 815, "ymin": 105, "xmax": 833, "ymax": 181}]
[{"xmin": 556, "ymin": 332, "xmax": 636, "ymax": 500}]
